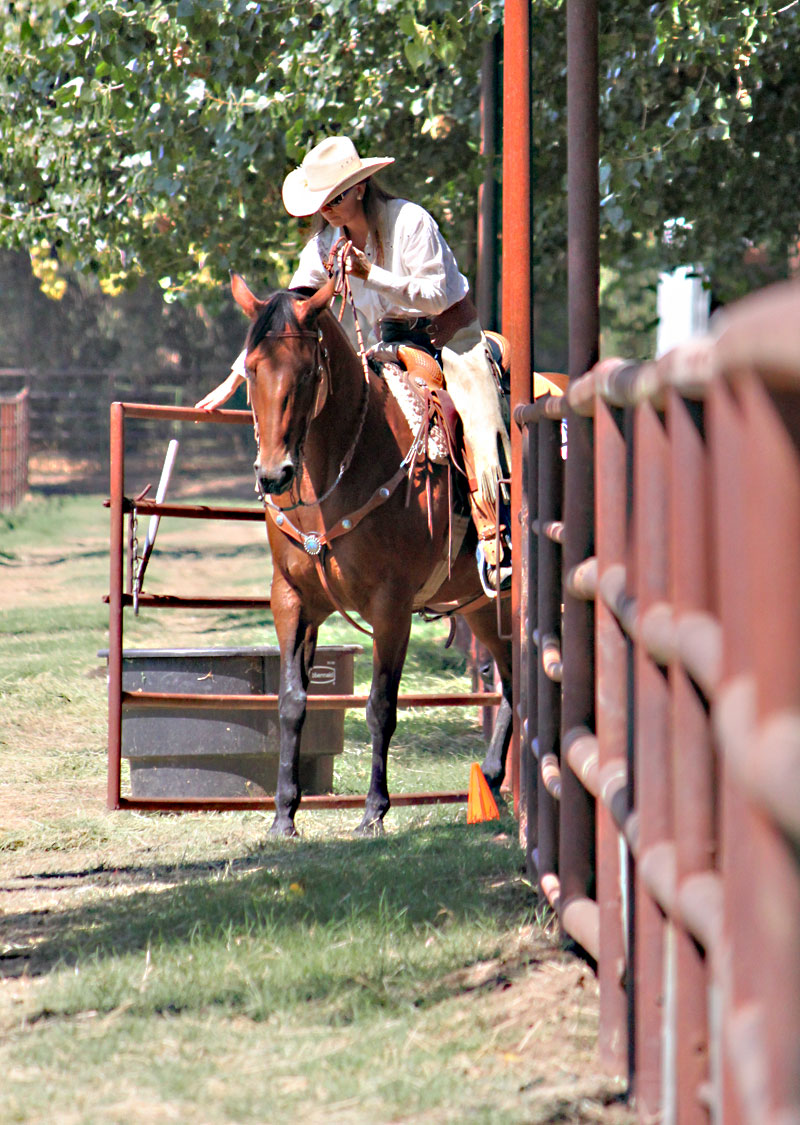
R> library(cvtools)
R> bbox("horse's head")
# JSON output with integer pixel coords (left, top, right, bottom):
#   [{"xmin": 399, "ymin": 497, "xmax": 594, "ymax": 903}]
[{"xmin": 231, "ymin": 273, "xmax": 336, "ymax": 497}]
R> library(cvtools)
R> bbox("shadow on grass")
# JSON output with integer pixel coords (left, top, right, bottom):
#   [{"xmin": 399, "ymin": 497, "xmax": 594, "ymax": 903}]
[{"xmin": 1, "ymin": 819, "xmax": 530, "ymax": 1000}]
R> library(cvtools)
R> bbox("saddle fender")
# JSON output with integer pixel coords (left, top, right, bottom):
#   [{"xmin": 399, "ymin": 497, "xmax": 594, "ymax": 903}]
[{"xmin": 398, "ymin": 347, "xmax": 462, "ymax": 467}]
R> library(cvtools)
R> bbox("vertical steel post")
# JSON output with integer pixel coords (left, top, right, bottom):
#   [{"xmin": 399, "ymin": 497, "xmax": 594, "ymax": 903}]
[
  {"xmin": 503, "ymin": 0, "xmax": 532, "ymax": 813},
  {"xmin": 560, "ymin": 0, "xmax": 599, "ymax": 951},
  {"xmin": 667, "ymin": 390, "xmax": 713, "ymax": 1121},
  {"xmin": 107, "ymin": 402, "xmax": 125, "ymax": 810},
  {"xmin": 708, "ymin": 377, "xmax": 751, "ymax": 1125},
  {"xmin": 518, "ymin": 421, "xmax": 531, "ymax": 851},
  {"xmin": 566, "ymin": 0, "xmax": 599, "ymax": 380},
  {"xmin": 742, "ymin": 378, "xmax": 800, "ymax": 1120},
  {"xmin": 525, "ymin": 417, "xmax": 540, "ymax": 879},
  {"xmin": 594, "ymin": 398, "xmax": 629, "ymax": 1077},
  {"xmin": 477, "ymin": 33, "xmax": 501, "ymax": 330},
  {"xmin": 632, "ymin": 401, "xmax": 671, "ymax": 1116},
  {"xmin": 537, "ymin": 414, "xmax": 564, "ymax": 885}
]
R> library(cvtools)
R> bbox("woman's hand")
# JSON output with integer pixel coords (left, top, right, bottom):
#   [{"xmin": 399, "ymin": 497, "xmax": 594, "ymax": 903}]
[
  {"xmin": 343, "ymin": 244, "xmax": 370, "ymax": 280},
  {"xmin": 195, "ymin": 371, "xmax": 244, "ymax": 411}
]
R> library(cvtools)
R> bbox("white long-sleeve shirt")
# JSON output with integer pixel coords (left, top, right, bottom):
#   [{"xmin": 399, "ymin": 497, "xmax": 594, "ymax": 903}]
[
  {"xmin": 292, "ymin": 198, "xmax": 469, "ymax": 340},
  {"xmin": 232, "ymin": 198, "xmax": 469, "ymax": 374}
]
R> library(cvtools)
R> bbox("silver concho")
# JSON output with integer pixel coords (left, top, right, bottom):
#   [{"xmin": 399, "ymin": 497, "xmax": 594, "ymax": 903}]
[{"xmin": 303, "ymin": 533, "xmax": 322, "ymax": 556}]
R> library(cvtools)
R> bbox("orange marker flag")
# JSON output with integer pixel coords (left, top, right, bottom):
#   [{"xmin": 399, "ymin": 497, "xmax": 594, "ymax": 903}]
[{"xmin": 467, "ymin": 762, "xmax": 500, "ymax": 824}]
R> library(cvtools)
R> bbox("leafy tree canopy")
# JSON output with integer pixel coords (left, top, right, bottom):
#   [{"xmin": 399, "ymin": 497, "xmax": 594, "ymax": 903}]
[
  {"xmin": 1, "ymin": 0, "xmax": 498, "ymax": 304},
  {"xmin": 597, "ymin": 0, "xmax": 800, "ymax": 301},
  {"xmin": 1, "ymin": 0, "xmax": 798, "ymax": 309}
]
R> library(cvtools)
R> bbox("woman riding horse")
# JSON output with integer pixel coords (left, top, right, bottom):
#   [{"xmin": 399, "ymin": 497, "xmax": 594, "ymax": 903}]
[
  {"xmin": 197, "ymin": 135, "xmax": 511, "ymax": 591},
  {"xmin": 217, "ymin": 271, "xmax": 513, "ymax": 836}
]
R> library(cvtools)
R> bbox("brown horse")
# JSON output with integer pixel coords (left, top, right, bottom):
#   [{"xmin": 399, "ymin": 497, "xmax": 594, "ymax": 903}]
[{"xmin": 230, "ymin": 273, "xmax": 512, "ymax": 836}]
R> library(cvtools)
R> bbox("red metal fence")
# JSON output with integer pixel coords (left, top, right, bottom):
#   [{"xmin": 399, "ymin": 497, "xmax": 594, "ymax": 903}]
[
  {"xmin": 107, "ymin": 400, "xmax": 500, "ymax": 813},
  {"xmin": 517, "ymin": 279, "xmax": 800, "ymax": 1123},
  {"xmin": 0, "ymin": 386, "xmax": 29, "ymax": 511}
]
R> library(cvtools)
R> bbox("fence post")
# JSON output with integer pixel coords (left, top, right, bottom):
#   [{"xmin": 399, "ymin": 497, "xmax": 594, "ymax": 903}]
[
  {"xmin": 0, "ymin": 387, "xmax": 29, "ymax": 511},
  {"xmin": 741, "ymin": 375, "xmax": 800, "ymax": 1118},
  {"xmin": 107, "ymin": 402, "xmax": 125, "ymax": 810},
  {"xmin": 667, "ymin": 389, "xmax": 714, "ymax": 1120},
  {"xmin": 708, "ymin": 376, "xmax": 754, "ymax": 1124},
  {"xmin": 537, "ymin": 411, "xmax": 564, "ymax": 888},
  {"xmin": 594, "ymin": 395, "xmax": 629, "ymax": 1077},
  {"xmin": 503, "ymin": 0, "xmax": 532, "ymax": 815},
  {"xmin": 631, "ymin": 400, "xmax": 672, "ymax": 1115}
]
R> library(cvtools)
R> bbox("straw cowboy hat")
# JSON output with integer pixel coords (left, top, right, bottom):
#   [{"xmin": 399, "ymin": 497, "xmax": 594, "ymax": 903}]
[{"xmin": 282, "ymin": 136, "xmax": 394, "ymax": 217}]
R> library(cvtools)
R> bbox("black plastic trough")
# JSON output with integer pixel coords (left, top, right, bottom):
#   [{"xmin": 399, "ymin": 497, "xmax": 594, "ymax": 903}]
[{"xmin": 100, "ymin": 645, "xmax": 362, "ymax": 799}]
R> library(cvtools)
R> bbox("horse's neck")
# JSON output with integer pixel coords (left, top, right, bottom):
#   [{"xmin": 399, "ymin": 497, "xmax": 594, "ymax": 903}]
[
  {"xmin": 304, "ymin": 313, "xmax": 372, "ymax": 473},
  {"xmin": 319, "ymin": 311, "xmax": 367, "ymax": 421}
]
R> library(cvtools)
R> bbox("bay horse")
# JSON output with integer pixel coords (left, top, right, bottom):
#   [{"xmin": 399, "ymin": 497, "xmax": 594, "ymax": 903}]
[{"xmin": 230, "ymin": 272, "xmax": 512, "ymax": 836}]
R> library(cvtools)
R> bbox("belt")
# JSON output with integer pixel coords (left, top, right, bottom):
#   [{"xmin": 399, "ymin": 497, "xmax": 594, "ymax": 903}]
[
  {"xmin": 377, "ymin": 315, "xmax": 431, "ymax": 334},
  {"xmin": 429, "ymin": 293, "xmax": 478, "ymax": 349},
  {"xmin": 377, "ymin": 292, "xmax": 479, "ymax": 351},
  {"xmin": 377, "ymin": 316, "xmax": 433, "ymax": 351}
]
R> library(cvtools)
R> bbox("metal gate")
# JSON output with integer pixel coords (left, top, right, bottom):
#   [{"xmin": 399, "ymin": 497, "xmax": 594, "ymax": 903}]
[{"xmin": 106, "ymin": 401, "xmax": 500, "ymax": 813}]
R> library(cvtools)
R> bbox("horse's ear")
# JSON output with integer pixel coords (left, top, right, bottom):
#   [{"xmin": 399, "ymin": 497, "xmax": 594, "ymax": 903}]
[
  {"xmin": 295, "ymin": 276, "xmax": 337, "ymax": 325},
  {"xmin": 230, "ymin": 272, "xmax": 266, "ymax": 321}
]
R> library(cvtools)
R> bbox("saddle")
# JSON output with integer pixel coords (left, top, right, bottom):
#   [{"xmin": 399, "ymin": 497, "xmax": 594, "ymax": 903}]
[
  {"xmin": 372, "ymin": 332, "xmax": 510, "ymax": 463},
  {"xmin": 371, "ymin": 342, "xmax": 462, "ymax": 469},
  {"xmin": 371, "ymin": 335, "xmax": 512, "ymax": 570}
]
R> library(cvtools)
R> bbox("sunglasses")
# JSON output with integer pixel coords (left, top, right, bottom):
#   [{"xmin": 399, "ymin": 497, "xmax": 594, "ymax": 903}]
[{"xmin": 323, "ymin": 185, "xmax": 355, "ymax": 209}]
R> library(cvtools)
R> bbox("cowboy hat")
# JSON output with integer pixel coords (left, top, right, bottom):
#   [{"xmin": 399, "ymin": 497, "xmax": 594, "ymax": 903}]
[{"xmin": 282, "ymin": 136, "xmax": 394, "ymax": 217}]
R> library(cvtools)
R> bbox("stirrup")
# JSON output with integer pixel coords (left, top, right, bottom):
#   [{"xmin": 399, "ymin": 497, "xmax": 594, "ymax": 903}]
[{"xmin": 476, "ymin": 544, "xmax": 512, "ymax": 599}]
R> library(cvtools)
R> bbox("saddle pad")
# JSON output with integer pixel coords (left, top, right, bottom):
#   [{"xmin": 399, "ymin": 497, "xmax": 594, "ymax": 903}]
[{"xmin": 380, "ymin": 362, "xmax": 450, "ymax": 464}]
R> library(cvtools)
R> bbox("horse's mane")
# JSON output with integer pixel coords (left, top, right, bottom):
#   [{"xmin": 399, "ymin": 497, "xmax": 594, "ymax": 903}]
[
  {"xmin": 245, "ymin": 286, "xmax": 357, "ymax": 359},
  {"xmin": 246, "ymin": 287, "xmax": 318, "ymax": 352}
]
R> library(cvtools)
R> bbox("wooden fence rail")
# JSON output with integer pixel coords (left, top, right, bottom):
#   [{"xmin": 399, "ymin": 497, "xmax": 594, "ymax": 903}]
[{"xmin": 517, "ymin": 279, "xmax": 800, "ymax": 1124}]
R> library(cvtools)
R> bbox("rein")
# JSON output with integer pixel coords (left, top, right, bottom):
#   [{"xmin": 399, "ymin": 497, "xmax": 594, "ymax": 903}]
[
  {"xmin": 251, "ymin": 270, "xmax": 441, "ymax": 638},
  {"xmin": 251, "ymin": 322, "xmax": 369, "ymax": 513}
]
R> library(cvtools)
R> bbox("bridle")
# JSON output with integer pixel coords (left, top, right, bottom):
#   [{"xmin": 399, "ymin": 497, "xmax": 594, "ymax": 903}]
[
  {"xmin": 249, "ymin": 320, "xmax": 370, "ymax": 513},
  {"xmin": 250, "ymin": 242, "xmax": 373, "ymax": 512},
  {"xmin": 249, "ymin": 261, "xmax": 435, "ymax": 637}
]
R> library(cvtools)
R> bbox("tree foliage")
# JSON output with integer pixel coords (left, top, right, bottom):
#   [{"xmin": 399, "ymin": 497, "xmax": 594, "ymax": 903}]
[
  {"xmin": 0, "ymin": 0, "xmax": 499, "ymax": 303},
  {"xmin": 597, "ymin": 1, "xmax": 800, "ymax": 301},
  {"xmin": 1, "ymin": 0, "xmax": 799, "ymax": 311}
]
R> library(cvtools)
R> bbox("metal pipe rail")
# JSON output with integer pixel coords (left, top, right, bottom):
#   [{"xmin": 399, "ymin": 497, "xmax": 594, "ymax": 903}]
[
  {"xmin": 516, "ymin": 280, "xmax": 800, "ymax": 1123},
  {"xmin": 107, "ymin": 401, "xmax": 499, "ymax": 813},
  {"xmin": 0, "ymin": 385, "xmax": 29, "ymax": 512}
]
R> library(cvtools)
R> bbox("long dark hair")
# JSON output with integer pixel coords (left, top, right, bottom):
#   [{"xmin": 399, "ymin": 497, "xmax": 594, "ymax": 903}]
[{"xmin": 310, "ymin": 178, "xmax": 397, "ymax": 266}]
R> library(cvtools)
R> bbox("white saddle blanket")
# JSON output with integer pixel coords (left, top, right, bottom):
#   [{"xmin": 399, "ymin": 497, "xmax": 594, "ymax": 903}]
[{"xmin": 380, "ymin": 363, "xmax": 450, "ymax": 465}]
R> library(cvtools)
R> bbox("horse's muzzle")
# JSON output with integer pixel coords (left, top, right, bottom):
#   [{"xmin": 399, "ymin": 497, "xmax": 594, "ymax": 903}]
[{"xmin": 254, "ymin": 459, "xmax": 295, "ymax": 497}]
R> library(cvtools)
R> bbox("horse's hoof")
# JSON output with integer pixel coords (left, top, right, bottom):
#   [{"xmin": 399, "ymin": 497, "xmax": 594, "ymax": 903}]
[
  {"xmin": 354, "ymin": 815, "xmax": 385, "ymax": 837},
  {"xmin": 268, "ymin": 817, "xmax": 299, "ymax": 839},
  {"xmin": 481, "ymin": 767, "xmax": 503, "ymax": 796}
]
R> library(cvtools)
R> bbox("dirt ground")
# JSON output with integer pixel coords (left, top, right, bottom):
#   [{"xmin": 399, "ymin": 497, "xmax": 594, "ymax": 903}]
[{"xmin": 1, "ymin": 454, "xmax": 636, "ymax": 1124}]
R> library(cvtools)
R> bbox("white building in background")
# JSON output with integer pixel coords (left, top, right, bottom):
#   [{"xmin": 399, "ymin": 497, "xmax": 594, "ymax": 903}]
[{"xmin": 656, "ymin": 265, "xmax": 711, "ymax": 357}]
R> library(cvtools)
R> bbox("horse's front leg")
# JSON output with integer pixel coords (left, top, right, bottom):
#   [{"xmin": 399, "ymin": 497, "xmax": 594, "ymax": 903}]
[
  {"xmin": 463, "ymin": 603, "xmax": 514, "ymax": 792},
  {"xmin": 271, "ymin": 584, "xmax": 319, "ymax": 837},
  {"xmin": 481, "ymin": 689, "xmax": 513, "ymax": 791},
  {"xmin": 356, "ymin": 610, "xmax": 412, "ymax": 836}
]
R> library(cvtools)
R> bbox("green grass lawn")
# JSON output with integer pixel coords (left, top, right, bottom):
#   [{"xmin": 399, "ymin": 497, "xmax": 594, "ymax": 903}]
[{"xmin": 0, "ymin": 491, "xmax": 631, "ymax": 1125}]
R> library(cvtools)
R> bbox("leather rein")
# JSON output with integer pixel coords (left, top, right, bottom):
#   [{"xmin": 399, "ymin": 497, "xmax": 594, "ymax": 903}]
[{"xmin": 252, "ymin": 273, "xmax": 420, "ymax": 637}]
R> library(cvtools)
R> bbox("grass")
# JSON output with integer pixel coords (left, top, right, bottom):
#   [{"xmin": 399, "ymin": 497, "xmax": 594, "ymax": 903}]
[{"xmin": 0, "ymin": 488, "xmax": 632, "ymax": 1124}]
